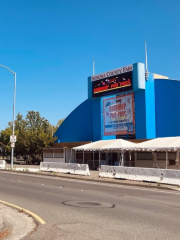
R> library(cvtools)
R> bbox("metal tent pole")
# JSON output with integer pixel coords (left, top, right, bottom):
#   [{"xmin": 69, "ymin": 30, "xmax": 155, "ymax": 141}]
[
  {"xmin": 129, "ymin": 151, "xmax": 131, "ymax": 167},
  {"xmin": 119, "ymin": 151, "xmax": 121, "ymax": 166},
  {"xmin": 121, "ymin": 150, "xmax": 124, "ymax": 166},
  {"xmin": 166, "ymin": 151, "xmax": 168, "ymax": 169},
  {"xmin": 99, "ymin": 150, "xmax": 100, "ymax": 170}
]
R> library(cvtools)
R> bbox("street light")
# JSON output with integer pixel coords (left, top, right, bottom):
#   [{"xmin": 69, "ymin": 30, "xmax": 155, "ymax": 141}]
[{"xmin": 0, "ymin": 64, "xmax": 16, "ymax": 169}]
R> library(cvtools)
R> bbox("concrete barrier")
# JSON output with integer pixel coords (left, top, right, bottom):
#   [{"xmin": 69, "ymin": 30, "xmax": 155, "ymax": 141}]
[
  {"xmin": 0, "ymin": 160, "xmax": 5, "ymax": 169},
  {"xmin": 99, "ymin": 165, "xmax": 180, "ymax": 186},
  {"xmin": 40, "ymin": 162, "xmax": 90, "ymax": 176},
  {"xmin": 13, "ymin": 168, "xmax": 40, "ymax": 172}
]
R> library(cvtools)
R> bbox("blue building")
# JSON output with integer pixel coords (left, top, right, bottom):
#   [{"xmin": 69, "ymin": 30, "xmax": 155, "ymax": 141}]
[{"xmin": 55, "ymin": 63, "xmax": 180, "ymax": 143}]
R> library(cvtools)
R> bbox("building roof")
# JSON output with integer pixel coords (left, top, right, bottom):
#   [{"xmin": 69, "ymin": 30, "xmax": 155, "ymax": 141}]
[
  {"xmin": 42, "ymin": 141, "xmax": 91, "ymax": 151},
  {"xmin": 153, "ymin": 73, "xmax": 168, "ymax": 79},
  {"xmin": 73, "ymin": 139, "xmax": 137, "ymax": 151},
  {"xmin": 128, "ymin": 136, "xmax": 180, "ymax": 152}
]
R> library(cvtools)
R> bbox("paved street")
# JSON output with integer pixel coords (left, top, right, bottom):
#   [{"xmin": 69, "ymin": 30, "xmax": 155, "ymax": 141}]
[{"xmin": 0, "ymin": 171, "xmax": 180, "ymax": 240}]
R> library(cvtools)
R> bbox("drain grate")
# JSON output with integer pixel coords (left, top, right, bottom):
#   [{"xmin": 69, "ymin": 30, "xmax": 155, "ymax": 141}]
[{"xmin": 62, "ymin": 201, "xmax": 115, "ymax": 208}]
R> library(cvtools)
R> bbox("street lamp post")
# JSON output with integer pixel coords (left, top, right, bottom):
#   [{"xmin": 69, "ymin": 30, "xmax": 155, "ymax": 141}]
[{"xmin": 0, "ymin": 64, "xmax": 16, "ymax": 169}]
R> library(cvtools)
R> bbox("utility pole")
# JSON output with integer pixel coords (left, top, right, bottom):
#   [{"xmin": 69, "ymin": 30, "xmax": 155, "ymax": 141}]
[
  {"xmin": 93, "ymin": 58, "xmax": 95, "ymax": 75},
  {"xmin": 0, "ymin": 65, "xmax": 16, "ymax": 169},
  {"xmin": 145, "ymin": 41, "xmax": 149, "ymax": 81}
]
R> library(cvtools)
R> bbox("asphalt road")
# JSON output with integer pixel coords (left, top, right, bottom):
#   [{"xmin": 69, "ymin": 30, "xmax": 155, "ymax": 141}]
[{"xmin": 0, "ymin": 171, "xmax": 180, "ymax": 240}]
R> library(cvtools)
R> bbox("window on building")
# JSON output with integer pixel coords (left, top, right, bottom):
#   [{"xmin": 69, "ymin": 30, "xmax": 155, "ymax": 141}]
[
  {"xmin": 76, "ymin": 152, "xmax": 83, "ymax": 160},
  {"xmin": 157, "ymin": 152, "xmax": 176, "ymax": 160},
  {"xmin": 169, "ymin": 160, "xmax": 176, "ymax": 165},
  {"xmin": 44, "ymin": 152, "xmax": 53, "ymax": 158},
  {"xmin": 137, "ymin": 152, "xmax": 153, "ymax": 160},
  {"xmin": 54, "ymin": 149, "xmax": 64, "ymax": 158},
  {"xmin": 54, "ymin": 152, "xmax": 64, "ymax": 158},
  {"xmin": 157, "ymin": 152, "xmax": 176, "ymax": 165}
]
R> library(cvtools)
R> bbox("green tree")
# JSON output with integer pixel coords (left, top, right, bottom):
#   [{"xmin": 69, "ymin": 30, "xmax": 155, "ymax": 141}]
[
  {"xmin": 0, "ymin": 127, "xmax": 12, "ymax": 154},
  {"xmin": 0, "ymin": 111, "xmax": 57, "ymax": 163},
  {"xmin": 56, "ymin": 118, "xmax": 64, "ymax": 127},
  {"xmin": 53, "ymin": 118, "xmax": 65, "ymax": 134}
]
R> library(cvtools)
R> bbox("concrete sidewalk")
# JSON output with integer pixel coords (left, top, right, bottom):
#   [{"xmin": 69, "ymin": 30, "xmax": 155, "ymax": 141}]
[
  {"xmin": 0, "ymin": 203, "xmax": 36, "ymax": 240},
  {"xmin": 4, "ymin": 163, "xmax": 180, "ymax": 192}
]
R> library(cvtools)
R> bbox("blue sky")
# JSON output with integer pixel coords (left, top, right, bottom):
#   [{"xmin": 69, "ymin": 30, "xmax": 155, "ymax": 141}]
[{"xmin": 0, "ymin": 0, "xmax": 179, "ymax": 130}]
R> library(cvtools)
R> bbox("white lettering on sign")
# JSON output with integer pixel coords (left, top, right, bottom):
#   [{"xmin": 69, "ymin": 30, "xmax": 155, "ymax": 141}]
[{"xmin": 91, "ymin": 65, "xmax": 133, "ymax": 82}]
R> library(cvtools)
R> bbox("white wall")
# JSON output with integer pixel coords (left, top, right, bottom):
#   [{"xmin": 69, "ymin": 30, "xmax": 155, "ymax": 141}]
[
  {"xmin": 43, "ymin": 158, "xmax": 65, "ymax": 163},
  {"xmin": 65, "ymin": 148, "xmax": 72, "ymax": 163},
  {"xmin": 43, "ymin": 149, "xmax": 65, "ymax": 163}
]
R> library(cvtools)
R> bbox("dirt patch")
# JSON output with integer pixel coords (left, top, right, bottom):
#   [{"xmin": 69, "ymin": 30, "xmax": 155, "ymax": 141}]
[
  {"xmin": 0, "ymin": 229, "xmax": 10, "ymax": 239},
  {"xmin": 0, "ymin": 203, "xmax": 36, "ymax": 240}
]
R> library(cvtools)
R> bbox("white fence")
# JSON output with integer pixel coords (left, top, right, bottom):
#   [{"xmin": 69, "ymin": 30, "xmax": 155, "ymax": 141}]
[
  {"xmin": 99, "ymin": 165, "xmax": 180, "ymax": 186},
  {"xmin": 40, "ymin": 162, "xmax": 90, "ymax": 176},
  {"xmin": 0, "ymin": 160, "xmax": 5, "ymax": 169}
]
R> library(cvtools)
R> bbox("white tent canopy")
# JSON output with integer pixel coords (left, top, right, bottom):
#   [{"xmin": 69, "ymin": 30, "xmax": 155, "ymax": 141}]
[
  {"xmin": 128, "ymin": 136, "xmax": 180, "ymax": 152},
  {"xmin": 73, "ymin": 139, "xmax": 137, "ymax": 151}
]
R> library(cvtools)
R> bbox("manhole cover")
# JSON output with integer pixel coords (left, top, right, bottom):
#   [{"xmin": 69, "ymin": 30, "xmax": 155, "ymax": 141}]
[
  {"xmin": 62, "ymin": 201, "xmax": 115, "ymax": 208},
  {"xmin": 78, "ymin": 202, "xmax": 101, "ymax": 206}
]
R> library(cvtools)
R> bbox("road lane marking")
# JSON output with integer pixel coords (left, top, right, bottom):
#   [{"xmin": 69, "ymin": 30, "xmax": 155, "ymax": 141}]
[{"xmin": 0, "ymin": 199, "xmax": 46, "ymax": 225}]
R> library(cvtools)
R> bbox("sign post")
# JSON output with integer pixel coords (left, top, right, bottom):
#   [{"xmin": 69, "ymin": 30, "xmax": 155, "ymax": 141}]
[{"xmin": 10, "ymin": 135, "xmax": 16, "ymax": 168}]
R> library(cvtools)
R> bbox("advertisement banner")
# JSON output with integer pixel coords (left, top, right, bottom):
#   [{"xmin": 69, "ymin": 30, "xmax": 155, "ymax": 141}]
[{"xmin": 103, "ymin": 93, "xmax": 135, "ymax": 136}]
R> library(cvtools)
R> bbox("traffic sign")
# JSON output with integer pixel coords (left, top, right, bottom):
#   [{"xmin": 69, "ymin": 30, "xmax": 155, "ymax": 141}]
[
  {"xmin": 10, "ymin": 135, "xmax": 16, "ymax": 143},
  {"xmin": 11, "ymin": 142, "xmax": 15, "ymax": 148}
]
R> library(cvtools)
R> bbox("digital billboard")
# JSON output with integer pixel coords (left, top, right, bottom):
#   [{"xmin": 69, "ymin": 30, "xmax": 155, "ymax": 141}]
[
  {"xmin": 103, "ymin": 93, "xmax": 135, "ymax": 136},
  {"xmin": 91, "ymin": 65, "xmax": 133, "ymax": 98}
]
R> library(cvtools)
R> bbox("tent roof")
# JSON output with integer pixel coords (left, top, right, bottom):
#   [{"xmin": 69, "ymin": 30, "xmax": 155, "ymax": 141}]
[
  {"xmin": 73, "ymin": 139, "xmax": 137, "ymax": 151},
  {"xmin": 128, "ymin": 136, "xmax": 180, "ymax": 152}
]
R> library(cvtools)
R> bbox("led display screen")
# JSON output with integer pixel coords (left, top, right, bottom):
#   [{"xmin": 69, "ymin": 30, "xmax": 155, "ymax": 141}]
[{"xmin": 92, "ymin": 71, "xmax": 133, "ymax": 98}]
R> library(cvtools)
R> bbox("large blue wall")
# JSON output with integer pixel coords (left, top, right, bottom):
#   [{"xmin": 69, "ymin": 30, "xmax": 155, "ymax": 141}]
[
  {"xmin": 155, "ymin": 79, "xmax": 180, "ymax": 137},
  {"xmin": 134, "ymin": 90, "xmax": 146, "ymax": 139},
  {"xmin": 92, "ymin": 98, "xmax": 102, "ymax": 141},
  {"xmin": 55, "ymin": 99, "xmax": 93, "ymax": 142},
  {"xmin": 145, "ymin": 73, "xmax": 156, "ymax": 139}
]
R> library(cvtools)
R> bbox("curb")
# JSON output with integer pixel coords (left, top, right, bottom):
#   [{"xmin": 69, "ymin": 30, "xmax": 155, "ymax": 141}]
[
  {"xmin": 0, "ymin": 200, "xmax": 45, "ymax": 225},
  {"xmin": 0, "ymin": 169, "xmax": 179, "ymax": 192}
]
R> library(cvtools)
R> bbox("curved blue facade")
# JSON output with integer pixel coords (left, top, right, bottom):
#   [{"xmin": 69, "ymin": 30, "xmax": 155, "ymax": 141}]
[{"xmin": 55, "ymin": 99, "xmax": 93, "ymax": 142}]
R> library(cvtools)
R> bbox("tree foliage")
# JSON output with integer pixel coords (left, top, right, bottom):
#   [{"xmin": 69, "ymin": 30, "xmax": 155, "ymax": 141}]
[
  {"xmin": 0, "ymin": 111, "xmax": 57, "ymax": 162},
  {"xmin": 52, "ymin": 118, "xmax": 65, "ymax": 134},
  {"xmin": 56, "ymin": 118, "xmax": 64, "ymax": 128}
]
